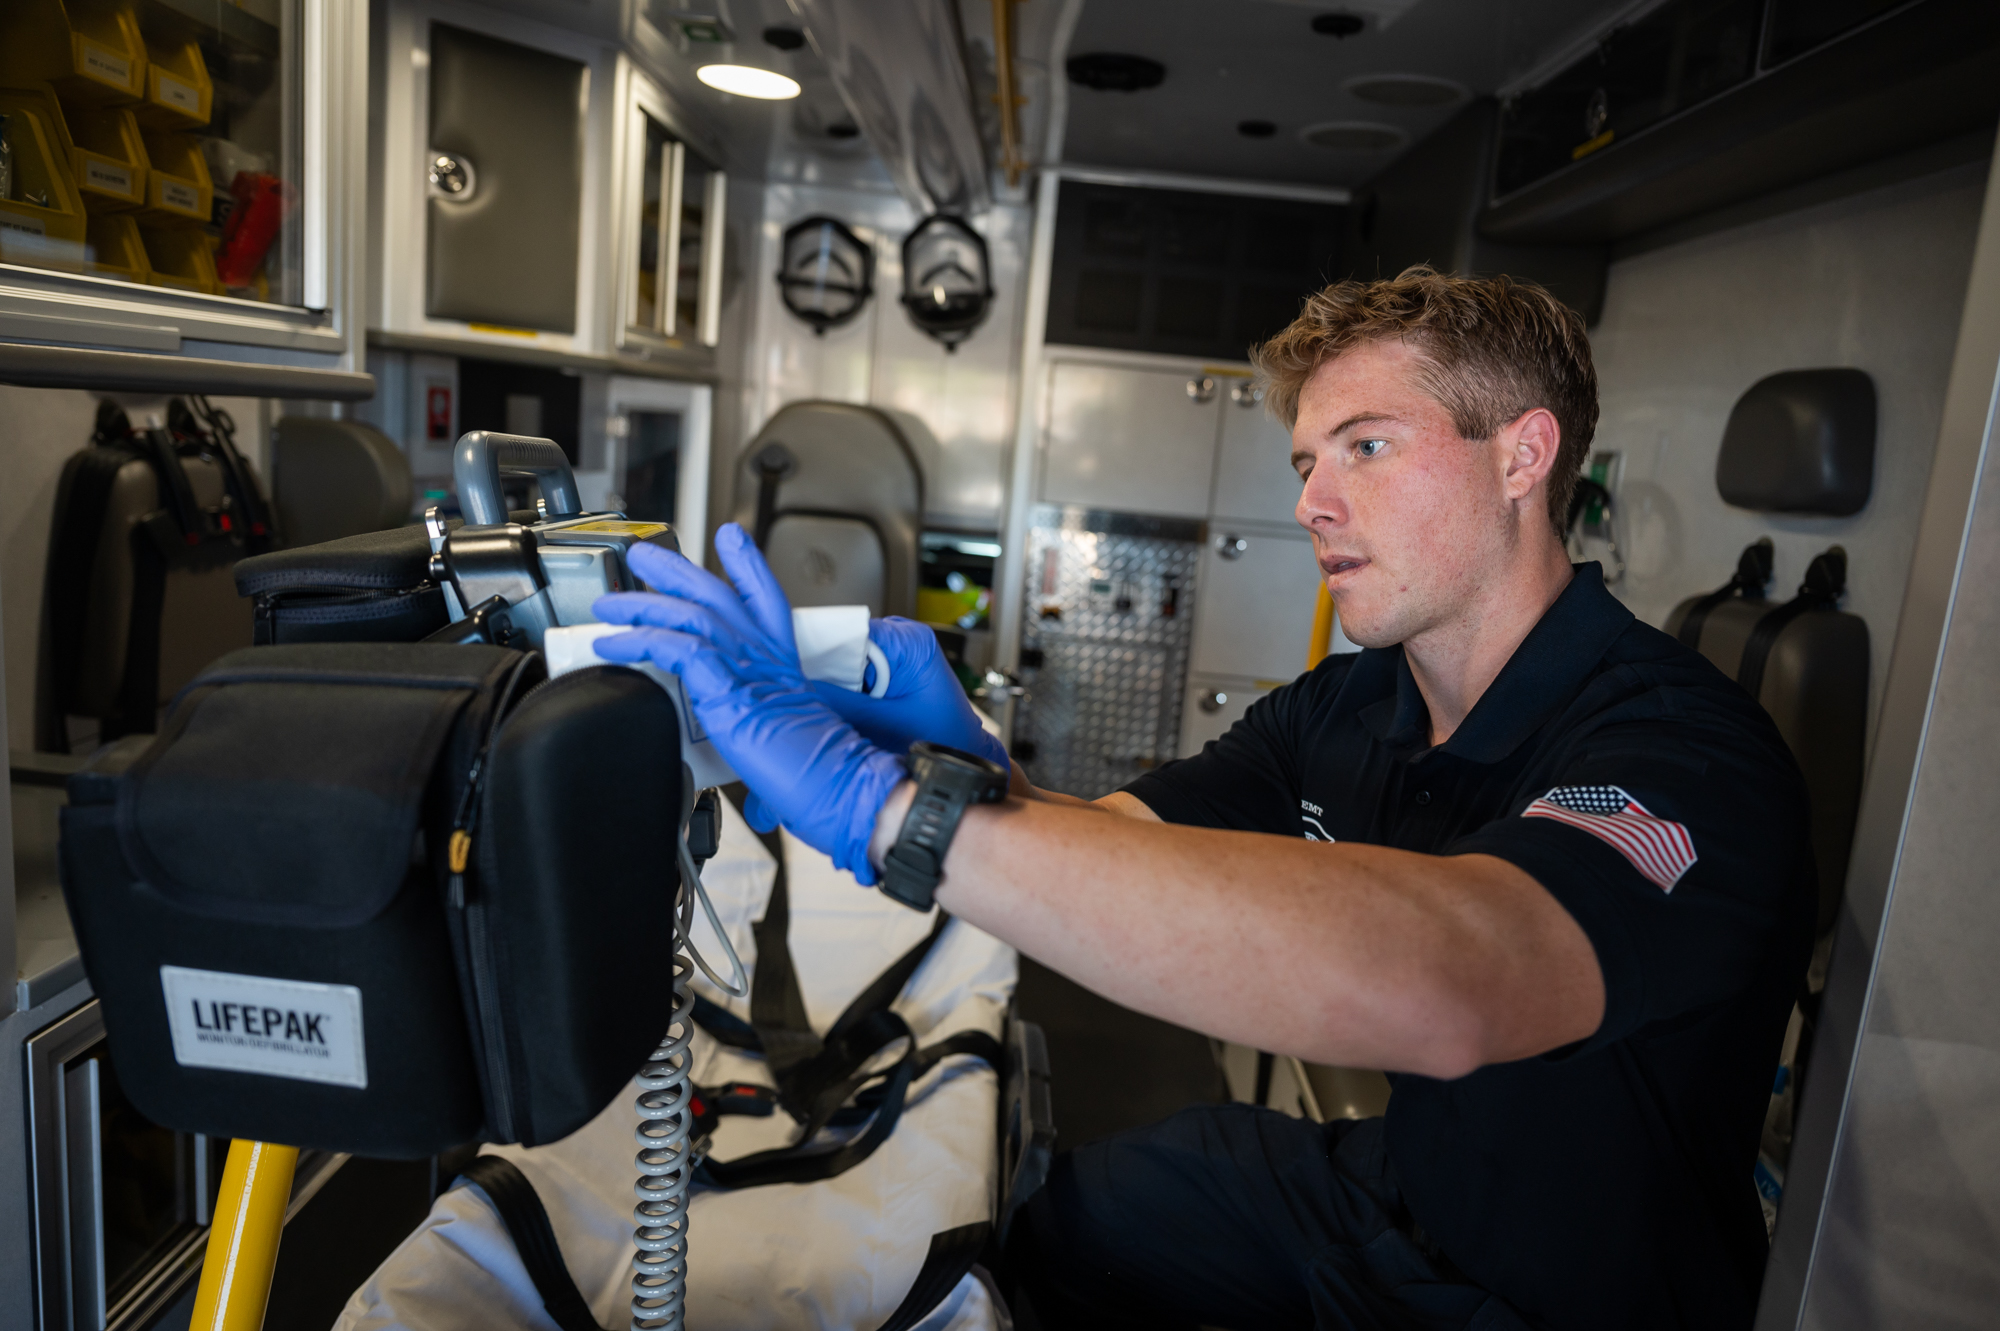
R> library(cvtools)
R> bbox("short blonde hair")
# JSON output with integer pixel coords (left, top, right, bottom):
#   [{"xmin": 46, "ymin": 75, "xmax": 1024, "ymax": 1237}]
[{"xmin": 1252, "ymin": 266, "xmax": 1598, "ymax": 535}]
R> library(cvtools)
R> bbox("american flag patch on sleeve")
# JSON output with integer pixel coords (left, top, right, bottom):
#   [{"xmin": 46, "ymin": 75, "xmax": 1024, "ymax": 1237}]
[{"xmin": 1522, "ymin": 785, "xmax": 1697, "ymax": 891}]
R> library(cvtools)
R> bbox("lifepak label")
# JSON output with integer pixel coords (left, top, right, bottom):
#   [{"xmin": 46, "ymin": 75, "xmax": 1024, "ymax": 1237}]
[{"xmin": 161, "ymin": 966, "xmax": 367, "ymax": 1089}]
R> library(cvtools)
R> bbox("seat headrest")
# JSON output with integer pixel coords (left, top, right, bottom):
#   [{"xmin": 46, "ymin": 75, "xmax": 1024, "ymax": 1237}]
[{"xmin": 1716, "ymin": 368, "xmax": 1875, "ymax": 516}]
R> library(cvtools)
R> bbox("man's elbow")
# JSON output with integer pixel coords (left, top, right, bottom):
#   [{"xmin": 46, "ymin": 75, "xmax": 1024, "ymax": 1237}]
[
  {"xmin": 1410, "ymin": 977, "xmax": 1604, "ymax": 1080},
  {"xmin": 1291, "ymin": 1001, "xmax": 1490, "ymax": 1081},
  {"xmin": 1403, "ymin": 1012, "xmax": 1491, "ymax": 1081}
]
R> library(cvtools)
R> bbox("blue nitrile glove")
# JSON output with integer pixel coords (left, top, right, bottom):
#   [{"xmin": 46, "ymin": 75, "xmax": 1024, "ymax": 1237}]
[
  {"xmin": 591, "ymin": 524, "xmax": 905, "ymax": 885},
  {"xmin": 810, "ymin": 616, "xmax": 1011, "ymax": 770}
]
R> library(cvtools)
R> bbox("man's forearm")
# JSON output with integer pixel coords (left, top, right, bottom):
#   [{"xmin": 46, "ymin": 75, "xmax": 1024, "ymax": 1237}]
[
  {"xmin": 871, "ymin": 786, "xmax": 1604, "ymax": 1078},
  {"xmin": 1006, "ymin": 762, "xmax": 1111, "ymax": 808}
]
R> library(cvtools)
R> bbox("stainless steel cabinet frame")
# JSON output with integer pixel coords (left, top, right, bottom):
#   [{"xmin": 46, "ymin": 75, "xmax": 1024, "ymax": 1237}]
[
  {"xmin": 25, "ymin": 998, "xmax": 351, "ymax": 1331},
  {"xmin": 0, "ymin": 0, "xmax": 369, "ymax": 371},
  {"xmin": 615, "ymin": 69, "xmax": 726, "ymax": 352},
  {"xmin": 25, "ymin": 1000, "xmax": 213, "ymax": 1331},
  {"xmin": 372, "ymin": 0, "xmax": 615, "ymax": 354}
]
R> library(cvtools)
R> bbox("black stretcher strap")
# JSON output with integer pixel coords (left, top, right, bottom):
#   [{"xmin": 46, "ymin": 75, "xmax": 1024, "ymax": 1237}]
[
  {"xmin": 458, "ymin": 1155, "xmax": 608, "ymax": 1331},
  {"xmin": 688, "ymin": 785, "xmax": 997, "ymax": 1189},
  {"xmin": 467, "ymin": 1146, "xmax": 991, "ymax": 1331},
  {"xmin": 873, "ymin": 1222, "xmax": 993, "ymax": 1331},
  {"xmin": 1677, "ymin": 538, "xmax": 1773, "ymax": 650},
  {"xmin": 744, "ymin": 794, "xmax": 822, "ymax": 1079}
]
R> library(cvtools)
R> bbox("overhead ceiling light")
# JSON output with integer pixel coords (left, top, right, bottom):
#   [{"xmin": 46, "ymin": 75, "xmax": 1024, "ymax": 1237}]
[
  {"xmin": 697, "ymin": 64, "xmax": 802, "ymax": 99},
  {"xmin": 1346, "ymin": 74, "xmax": 1466, "ymax": 107},
  {"xmin": 1300, "ymin": 121, "xmax": 1406, "ymax": 150}
]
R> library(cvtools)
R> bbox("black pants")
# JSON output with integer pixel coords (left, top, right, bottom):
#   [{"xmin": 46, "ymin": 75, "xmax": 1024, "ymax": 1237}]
[{"xmin": 1009, "ymin": 1105, "xmax": 1533, "ymax": 1331}]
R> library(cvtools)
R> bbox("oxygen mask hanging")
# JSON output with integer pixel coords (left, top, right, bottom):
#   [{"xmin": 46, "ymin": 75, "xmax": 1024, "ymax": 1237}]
[
  {"xmin": 777, "ymin": 215, "xmax": 873, "ymax": 335},
  {"xmin": 900, "ymin": 214, "xmax": 992, "ymax": 351}
]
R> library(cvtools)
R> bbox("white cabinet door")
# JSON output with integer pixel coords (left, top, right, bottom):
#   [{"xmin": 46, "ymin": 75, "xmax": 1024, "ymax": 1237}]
[
  {"xmin": 1041, "ymin": 362, "xmax": 1220, "ymax": 518},
  {"xmin": 1212, "ymin": 391, "xmax": 1304, "ymax": 524},
  {"xmin": 1179, "ymin": 675, "xmax": 1274, "ymax": 758},
  {"xmin": 1190, "ymin": 527, "xmax": 1324, "ymax": 681}
]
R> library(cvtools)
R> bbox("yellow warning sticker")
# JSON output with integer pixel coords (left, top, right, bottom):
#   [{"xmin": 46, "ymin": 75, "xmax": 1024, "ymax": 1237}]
[{"xmin": 558, "ymin": 520, "xmax": 672, "ymax": 536}]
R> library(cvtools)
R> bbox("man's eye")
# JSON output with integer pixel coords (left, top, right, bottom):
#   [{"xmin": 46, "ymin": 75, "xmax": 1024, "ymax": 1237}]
[{"xmin": 1356, "ymin": 438, "xmax": 1388, "ymax": 459}]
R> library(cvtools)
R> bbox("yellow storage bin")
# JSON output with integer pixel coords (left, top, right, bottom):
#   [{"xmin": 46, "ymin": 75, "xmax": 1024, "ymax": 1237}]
[
  {"xmin": 137, "ymin": 38, "xmax": 211, "ymax": 129},
  {"xmin": 136, "ymin": 127, "xmax": 211, "ymax": 227},
  {"xmin": 0, "ymin": 87, "xmax": 147, "ymax": 211},
  {"xmin": 0, "ymin": 103, "xmax": 89, "ymax": 270},
  {"xmin": 67, "ymin": 101, "xmax": 149, "ymax": 209},
  {"xmin": 139, "ymin": 225, "xmax": 222, "ymax": 295},
  {"xmin": 0, "ymin": 0, "xmax": 147, "ymax": 107},
  {"xmin": 86, "ymin": 211, "xmax": 150, "ymax": 282}
]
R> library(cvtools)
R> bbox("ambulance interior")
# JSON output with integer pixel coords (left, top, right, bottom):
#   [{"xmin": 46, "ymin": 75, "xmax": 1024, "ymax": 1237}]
[{"xmin": 1, "ymin": 0, "xmax": 1998, "ymax": 1326}]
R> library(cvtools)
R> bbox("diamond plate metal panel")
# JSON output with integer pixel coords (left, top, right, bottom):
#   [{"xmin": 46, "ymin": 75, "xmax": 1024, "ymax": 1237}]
[{"xmin": 1014, "ymin": 505, "xmax": 1203, "ymax": 798}]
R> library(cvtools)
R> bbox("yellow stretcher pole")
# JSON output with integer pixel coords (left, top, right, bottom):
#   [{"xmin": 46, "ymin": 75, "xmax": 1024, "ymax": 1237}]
[
  {"xmin": 189, "ymin": 1139, "xmax": 298, "ymax": 1331},
  {"xmin": 1306, "ymin": 582, "xmax": 1337, "ymax": 670}
]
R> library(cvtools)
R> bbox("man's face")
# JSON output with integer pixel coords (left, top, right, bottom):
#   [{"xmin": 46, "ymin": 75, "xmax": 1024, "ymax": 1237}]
[{"xmin": 1290, "ymin": 339, "xmax": 1526, "ymax": 649}]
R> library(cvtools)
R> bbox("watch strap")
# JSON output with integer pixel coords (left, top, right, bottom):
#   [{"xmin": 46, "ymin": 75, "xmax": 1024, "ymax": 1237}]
[{"xmin": 879, "ymin": 743, "xmax": 1007, "ymax": 911}]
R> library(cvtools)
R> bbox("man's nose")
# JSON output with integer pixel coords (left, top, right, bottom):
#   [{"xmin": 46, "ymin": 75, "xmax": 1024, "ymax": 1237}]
[{"xmin": 1297, "ymin": 465, "xmax": 1350, "ymax": 529}]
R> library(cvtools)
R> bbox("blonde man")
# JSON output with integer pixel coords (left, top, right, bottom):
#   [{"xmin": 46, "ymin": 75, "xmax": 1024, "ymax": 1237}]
[{"xmin": 597, "ymin": 268, "xmax": 1814, "ymax": 1330}]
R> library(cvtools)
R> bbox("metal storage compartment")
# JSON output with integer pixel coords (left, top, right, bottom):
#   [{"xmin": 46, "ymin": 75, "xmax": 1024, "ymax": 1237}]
[
  {"xmin": 1040, "ymin": 360, "xmax": 1220, "ymax": 518},
  {"xmin": 1211, "ymin": 382, "xmax": 1302, "ymax": 525},
  {"xmin": 424, "ymin": 23, "xmax": 587, "ymax": 333},
  {"xmin": 1189, "ymin": 525, "xmax": 1322, "ymax": 682}
]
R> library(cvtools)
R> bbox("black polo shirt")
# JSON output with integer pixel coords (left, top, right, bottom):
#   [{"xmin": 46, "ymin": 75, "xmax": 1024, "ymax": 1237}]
[{"xmin": 1124, "ymin": 564, "xmax": 1815, "ymax": 1331}]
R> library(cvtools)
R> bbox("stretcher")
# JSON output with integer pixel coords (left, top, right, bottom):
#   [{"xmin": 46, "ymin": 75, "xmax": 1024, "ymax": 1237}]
[{"xmin": 335, "ymin": 794, "xmax": 1028, "ymax": 1331}]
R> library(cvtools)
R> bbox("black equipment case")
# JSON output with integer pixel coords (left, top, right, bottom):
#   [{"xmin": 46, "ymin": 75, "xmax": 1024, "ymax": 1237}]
[
  {"xmin": 36, "ymin": 399, "xmax": 275, "ymax": 751},
  {"xmin": 59, "ymin": 641, "xmax": 687, "ymax": 1157},
  {"xmin": 234, "ymin": 523, "xmax": 454, "ymax": 646}
]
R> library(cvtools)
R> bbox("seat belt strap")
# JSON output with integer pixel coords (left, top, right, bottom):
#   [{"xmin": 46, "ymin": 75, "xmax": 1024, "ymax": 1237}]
[
  {"xmin": 466, "ymin": 1150, "xmax": 993, "ymax": 1331},
  {"xmin": 457, "ymin": 1156, "xmax": 607, "ymax": 1331},
  {"xmin": 1737, "ymin": 547, "xmax": 1847, "ymax": 704},
  {"xmin": 1678, "ymin": 538, "xmax": 1774, "ymax": 649},
  {"xmin": 730, "ymin": 783, "xmax": 824, "ymax": 1077},
  {"xmin": 691, "ymin": 787, "xmax": 987, "ymax": 1189},
  {"xmin": 695, "ymin": 1026, "xmax": 1002, "ymax": 1189},
  {"xmin": 873, "ymin": 1223, "xmax": 993, "ymax": 1331}
]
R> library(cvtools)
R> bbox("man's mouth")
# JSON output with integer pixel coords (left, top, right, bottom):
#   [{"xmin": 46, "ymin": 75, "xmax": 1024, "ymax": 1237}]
[{"xmin": 1321, "ymin": 556, "xmax": 1369, "ymax": 579}]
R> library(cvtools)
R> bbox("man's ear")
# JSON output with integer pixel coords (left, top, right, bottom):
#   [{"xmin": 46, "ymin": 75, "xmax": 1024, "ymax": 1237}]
[{"xmin": 1499, "ymin": 407, "xmax": 1562, "ymax": 505}]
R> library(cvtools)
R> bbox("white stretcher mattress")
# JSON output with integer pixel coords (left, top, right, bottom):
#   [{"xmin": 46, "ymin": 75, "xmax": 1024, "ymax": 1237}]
[{"xmin": 337, "ymin": 796, "xmax": 1019, "ymax": 1331}]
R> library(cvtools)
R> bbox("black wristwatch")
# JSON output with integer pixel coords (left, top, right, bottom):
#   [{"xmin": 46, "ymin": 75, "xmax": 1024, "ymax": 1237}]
[{"xmin": 879, "ymin": 742, "xmax": 1010, "ymax": 911}]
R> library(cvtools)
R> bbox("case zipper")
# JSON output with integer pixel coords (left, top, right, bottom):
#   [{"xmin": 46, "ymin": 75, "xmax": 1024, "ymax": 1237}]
[
  {"xmin": 447, "ymin": 654, "xmax": 548, "ymax": 1142},
  {"xmin": 448, "ymin": 664, "xmax": 597, "ymax": 1142}
]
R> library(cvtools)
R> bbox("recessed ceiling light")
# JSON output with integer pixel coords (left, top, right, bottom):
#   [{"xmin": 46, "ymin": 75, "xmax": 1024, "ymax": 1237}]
[
  {"xmin": 1346, "ymin": 74, "xmax": 1466, "ymax": 107},
  {"xmin": 697, "ymin": 64, "xmax": 802, "ymax": 99},
  {"xmin": 1299, "ymin": 121, "xmax": 1406, "ymax": 151}
]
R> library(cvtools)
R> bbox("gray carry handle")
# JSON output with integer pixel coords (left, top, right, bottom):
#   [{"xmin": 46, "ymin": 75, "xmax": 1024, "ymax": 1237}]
[{"xmin": 454, "ymin": 431, "xmax": 582, "ymax": 526}]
